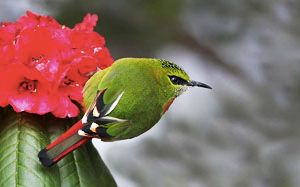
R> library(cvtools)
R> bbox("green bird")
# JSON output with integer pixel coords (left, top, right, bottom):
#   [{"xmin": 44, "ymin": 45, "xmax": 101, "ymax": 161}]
[{"xmin": 38, "ymin": 58, "xmax": 211, "ymax": 167}]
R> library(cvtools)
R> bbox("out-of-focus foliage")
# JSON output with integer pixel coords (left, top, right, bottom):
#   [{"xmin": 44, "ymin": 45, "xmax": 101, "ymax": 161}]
[{"xmin": 2, "ymin": 0, "xmax": 300, "ymax": 187}]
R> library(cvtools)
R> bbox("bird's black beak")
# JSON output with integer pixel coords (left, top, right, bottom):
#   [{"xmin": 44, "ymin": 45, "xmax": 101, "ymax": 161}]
[{"xmin": 187, "ymin": 80, "xmax": 212, "ymax": 89}]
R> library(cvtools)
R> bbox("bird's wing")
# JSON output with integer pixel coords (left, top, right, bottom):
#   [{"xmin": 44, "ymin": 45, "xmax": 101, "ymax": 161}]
[
  {"xmin": 83, "ymin": 68, "xmax": 110, "ymax": 109},
  {"xmin": 79, "ymin": 89, "xmax": 128, "ymax": 140}
]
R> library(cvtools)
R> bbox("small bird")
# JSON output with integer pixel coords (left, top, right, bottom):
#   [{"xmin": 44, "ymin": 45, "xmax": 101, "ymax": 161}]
[{"xmin": 38, "ymin": 58, "xmax": 211, "ymax": 167}]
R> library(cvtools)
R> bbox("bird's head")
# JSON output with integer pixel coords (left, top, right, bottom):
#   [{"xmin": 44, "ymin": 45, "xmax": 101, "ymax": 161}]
[{"xmin": 158, "ymin": 59, "xmax": 211, "ymax": 98}]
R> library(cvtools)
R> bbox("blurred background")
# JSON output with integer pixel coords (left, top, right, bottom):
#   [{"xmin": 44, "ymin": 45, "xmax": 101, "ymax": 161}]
[{"xmin": 2, "ymin": 0, "xmax": 300, "ymax": 186}]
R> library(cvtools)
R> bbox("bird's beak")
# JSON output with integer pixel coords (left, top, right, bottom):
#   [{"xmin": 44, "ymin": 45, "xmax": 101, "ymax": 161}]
[{"xmin": 187, "ymin": 80, "xmax": 212, "ymax": 89}]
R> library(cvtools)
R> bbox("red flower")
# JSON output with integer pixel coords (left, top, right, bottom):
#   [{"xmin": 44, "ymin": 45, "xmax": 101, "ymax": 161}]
[{"xmin": 0, "ymin": 11, "xmax": 113, "ymax": 118}]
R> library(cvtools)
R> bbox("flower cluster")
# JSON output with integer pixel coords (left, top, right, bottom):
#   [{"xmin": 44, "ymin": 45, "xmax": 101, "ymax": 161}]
[{"xmin": 0, "ymin": 11, "xmax": 113, "ymax": 118}]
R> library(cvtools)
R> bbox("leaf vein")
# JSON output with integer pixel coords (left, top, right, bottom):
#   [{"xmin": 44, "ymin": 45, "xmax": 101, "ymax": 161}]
[
  {"xmin": 0, "ymin": 149, "xmax": 16, "ymax": 163},
  {"xmin": 17, "ymin": 164, "xmax": 44, "ymax": 184},
  {"xmin": 0, "ymin": 173, "xmax": 14, "ymax": 186},
  {"xmin": 0, "ymin": 143, "xmax": 17, "ymax": 156},
  {"xmin": 0, "ymin": 160, "xmax": 15, "ymax": 175}
]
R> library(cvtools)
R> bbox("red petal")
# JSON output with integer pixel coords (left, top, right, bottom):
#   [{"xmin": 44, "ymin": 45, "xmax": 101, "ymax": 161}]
[
  {"xmin": 0, "ymin": 45, "xmax": 16, "ymax": 65},
  {"xmin": 0, "ymin": 92, "xmax": 9, "ymax": 107},
  {"xmin": 18, "ymin": 11, "xmax": 61, "ymax": 29},
  {"xmin": 74, "ymin": 14, "xmax": 98, "ymax": 31},
  {"xmin": 16, "ymin": 27, "xmax": 69, "ymax": 61},
  {"xmin": 70, "ymin": 32, "xmax": 105, "ymax": 53},
  {"xmin": 52, "ymin": 96, "xmax": 80, "ymax": 118},
  {"xmin": 0, "ymin": 12, "xmax": 114, "ymax": 118},
  {"xmin": 94, "ymin": 47, "xmax": 114, "ymax": 69},
  {"xmin": 9, "ymin": 94, "xmax": 55, "ymax": 115},
  {"xmin": 9, "ymin": 94, "xmax": 35, "ymax": 112},
  {"xmin": 0, "ymin": 64, "xmax": 53, "ymax": 114}
]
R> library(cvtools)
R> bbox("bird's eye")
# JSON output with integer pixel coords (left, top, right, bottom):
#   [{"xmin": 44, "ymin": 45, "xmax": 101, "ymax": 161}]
[{"xmin": 168, "ymin": 76, "xmax": 187, "ymax": 85}]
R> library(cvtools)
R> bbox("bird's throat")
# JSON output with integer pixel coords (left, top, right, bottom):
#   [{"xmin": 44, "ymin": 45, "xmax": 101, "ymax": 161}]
[{"xmin": 163, "ymin": 97, "xmax": 175, "ymax": 114}]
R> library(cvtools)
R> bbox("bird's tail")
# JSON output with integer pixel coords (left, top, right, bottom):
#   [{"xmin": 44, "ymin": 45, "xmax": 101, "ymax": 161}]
[{"xmin": 38, "ymin": 121, "xmax": 92, "ymax": 167}]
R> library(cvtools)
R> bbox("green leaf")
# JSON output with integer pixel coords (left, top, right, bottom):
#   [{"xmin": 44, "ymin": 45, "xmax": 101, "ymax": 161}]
[
  {"xmin": 0, "ymin": 110, "xmax": 60, "ymax": 187},
  {"xmin": 0, "ymin": 108, "xmax": 116, "ymax": 187}
]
